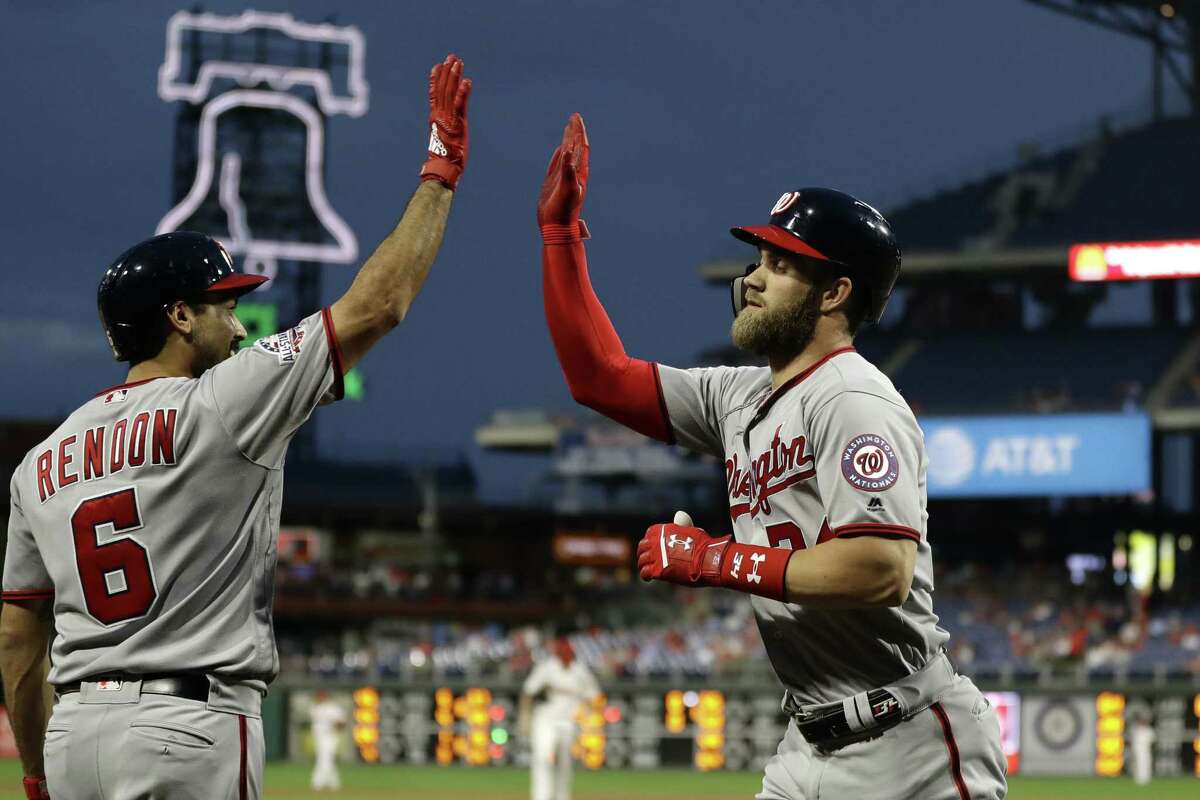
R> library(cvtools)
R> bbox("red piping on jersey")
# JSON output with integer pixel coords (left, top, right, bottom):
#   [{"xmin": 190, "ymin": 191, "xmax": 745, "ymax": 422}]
[
  {"xmin": 93, "ymin": 377, "xmax": 168, "ymax": 399},
  {"xmin": 931, "ymin": 702, "xmax": 970, "ymax": 800},
  {"xmin": 321, "ymin": 307, "xmax": 345, "ymax": 401},
  {"xmin": 729, "ymin": 502, "xmax": 750, "ymax": 521},
  {"xmin": 751, "ymin": 346, "xmax": 856, "ymax": 421},
  {"xmin": 834, "ymin": 523, "xmax": 920, "ymax": 542},
  {"xmin": 238, "ymin": 714, "xmax": 248, "ymax": 800},
  {"xmin": 1, "ymin": 589, "xmax": 54, "ymax": 601}
]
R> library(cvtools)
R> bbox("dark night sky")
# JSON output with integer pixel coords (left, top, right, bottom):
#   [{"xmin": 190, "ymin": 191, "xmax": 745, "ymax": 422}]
[{"xmin": 0, "ymin": 1, "xmax": 1156, "ymax": 500}]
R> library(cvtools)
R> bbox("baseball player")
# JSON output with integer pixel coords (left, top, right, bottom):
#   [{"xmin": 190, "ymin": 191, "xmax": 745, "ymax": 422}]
[
  {"xmin": 538, "ymin": 115, "xmax": 1007, "ymax": 799},
  {"xmin": 1128, "ymin": 710, "xmax": 1154, "ymax": 785},
  {"xmin": 0, "ymin": 54, "xmax": 472, "ymax": 800},
  {"xmin": 309, "ymin": 689, "xmax": 348, "ymax": 791},
  {"xmin": 518, "ymin": 634, "xmax": 600, "ymax": 800}
]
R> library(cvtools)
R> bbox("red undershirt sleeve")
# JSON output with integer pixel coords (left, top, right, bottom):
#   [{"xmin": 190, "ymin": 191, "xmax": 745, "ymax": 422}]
[{"xmin": 542, "ymin": 239, "xmax": 673, "ymax": 443}]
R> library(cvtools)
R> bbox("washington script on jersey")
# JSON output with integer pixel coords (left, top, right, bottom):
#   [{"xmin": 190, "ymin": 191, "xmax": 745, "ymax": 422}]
[
  {"xmin": 35, "ymin": 408, "xmax": 178, "ymax": 502},
  {"xmin": 726, "ymin": 425, "xmax": 816, "ymax": 519}
]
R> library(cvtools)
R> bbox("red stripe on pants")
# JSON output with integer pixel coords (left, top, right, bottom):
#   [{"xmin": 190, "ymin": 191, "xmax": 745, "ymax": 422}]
[
  {"xmin": 931, "ymin": 702, "xmax": 970, "ymax": 800},
  {"xmin": 238, "ymin": 714, "xmax": 248, "ymax": 800}
]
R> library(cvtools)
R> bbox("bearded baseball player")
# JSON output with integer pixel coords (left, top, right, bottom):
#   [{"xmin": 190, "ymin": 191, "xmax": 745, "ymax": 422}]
[
  {"xmin": 539, "ymin": 114, "xmax": 1006, "ymax": 799},
  {"xmin": 0, "ymin": 54, "xmax": 471, "ymax": 800}
]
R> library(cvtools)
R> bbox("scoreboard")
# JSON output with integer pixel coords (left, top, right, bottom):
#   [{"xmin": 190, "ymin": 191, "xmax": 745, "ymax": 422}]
[
  {"xmin": 289, "ymin": 686, "xmax": 789, "ymax": 771},
  {"xmin": 286, "ymin": 686, "xmax": 1200, "ymax": 777}
]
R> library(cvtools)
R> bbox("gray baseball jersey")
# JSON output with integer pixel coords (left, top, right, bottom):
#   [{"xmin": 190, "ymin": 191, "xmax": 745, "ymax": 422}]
[
  {"xmin": 3, "ymin": 309, "xmax": 344, "ymax": 689},
  {"xmin": 657, "ymin": 347, "xmax": 948, "ymax": 706}
]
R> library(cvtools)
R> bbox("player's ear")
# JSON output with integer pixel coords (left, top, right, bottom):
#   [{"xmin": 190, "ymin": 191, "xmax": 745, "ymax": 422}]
[
  {"xmin": 165, "ymin": 300, "xmax": 194, "ymax": 336},
  {"xmin": 821, "ymin": 276, "xmax": 854, "ymax": 314}
]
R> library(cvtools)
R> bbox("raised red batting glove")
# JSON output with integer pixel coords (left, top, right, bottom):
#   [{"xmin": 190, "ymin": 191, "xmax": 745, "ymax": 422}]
[
  {"xmin": 538, "ymin": 113, "xmax": 591, "ymax": 244},
  {"xmin": 22, "ymin": 776, "xmax": 49, "ymax": 800},
  {"xmin": 420, "ymin": 54, "xmax": 471, "ymax": 191},
  {"xmin": 637, "ymin": 511, "xmax": 792, "ymax": 602}
]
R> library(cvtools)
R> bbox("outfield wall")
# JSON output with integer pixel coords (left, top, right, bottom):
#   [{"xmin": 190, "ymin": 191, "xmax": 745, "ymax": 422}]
[{"xmin": 272, "ymin": 681, "xmax": 1200, "ymax": 779}]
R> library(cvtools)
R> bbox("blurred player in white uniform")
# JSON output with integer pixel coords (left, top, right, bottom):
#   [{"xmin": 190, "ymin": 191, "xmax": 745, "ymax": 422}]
[
  {"xmin": 518, "ymin": 636, "xmax": 600, "ymax": 800},
  {"xmin": 310, "ymin": 690, "xmax": 348, "ymax": 791},
  {"xmin": 538, "ymin": 115, "xmax": 1006, "ymax": 799},
  {"xmin": 1128, "ymin": 711, "xmax": 1154, "ymax": 785},
  {"xmin": 0, "ymin": 55, "xmax": 472, "ymax": 800}
]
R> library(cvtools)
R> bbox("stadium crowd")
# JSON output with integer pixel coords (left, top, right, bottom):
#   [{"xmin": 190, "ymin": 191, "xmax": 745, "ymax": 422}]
[{"xmin": 276, "ymin": 561, "xmax": 1199, "ymax": 683}]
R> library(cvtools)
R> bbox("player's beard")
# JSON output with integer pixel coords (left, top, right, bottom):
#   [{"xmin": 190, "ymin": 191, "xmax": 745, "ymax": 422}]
[
  {"xmin": 731, "ymin": 285, "xmax": 822, "ymax": 360},
  {"xmin": 188, "ymin": 316, "xmax": 237, "ymax": 376}
]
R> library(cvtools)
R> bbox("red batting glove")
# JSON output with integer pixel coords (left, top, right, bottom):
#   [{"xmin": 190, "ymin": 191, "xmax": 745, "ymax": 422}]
[
  {"xmin": 23, "ymin": 776, "xmax": 49, "ymax": 800},
  {"xmin": 637, "ymin": 523, "xmax": 793, "ymax": 602},
  {"xmin": 420, "ymin": 54, "xmax": 472, "ymax": 191},
  {"xmin": 538, "ymin": 113, "xmax": 591, "ymax": 244}
]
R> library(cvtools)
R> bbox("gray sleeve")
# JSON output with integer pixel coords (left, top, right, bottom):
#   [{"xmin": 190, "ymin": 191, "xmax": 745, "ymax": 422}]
[
  {"xmin": 205, "ymin": 308, "xmax": 345, "ymax": 468},
  {"xmin": 808, "ymin": 391, "xmax": 925, "ymax": 542},
  {"xmin": 655, "ymin": 365, "xmax": 744, "ymax": 457},
  {"xmin": 2, "ymin": 473, "xmax": 53, "ymax": 599}
]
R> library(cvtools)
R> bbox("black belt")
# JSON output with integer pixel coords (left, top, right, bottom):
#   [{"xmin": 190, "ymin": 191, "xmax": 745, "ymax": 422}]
[
  {"xmin": 788, "ymin": 687, "xmax": 906, "ymax": 752},
  {"xmin": 56, "ymin": 674, "xmax": 210, "ymax": 702}
]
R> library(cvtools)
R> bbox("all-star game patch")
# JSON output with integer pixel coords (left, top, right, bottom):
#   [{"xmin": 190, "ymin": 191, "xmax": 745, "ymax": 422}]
[
  {"xmin": 840, "ymin": 433, "xmax": 900, "ymax": 492},
  {"xmin": 254, "ymin": 325, "xmax": 306, "ymax": 365}
]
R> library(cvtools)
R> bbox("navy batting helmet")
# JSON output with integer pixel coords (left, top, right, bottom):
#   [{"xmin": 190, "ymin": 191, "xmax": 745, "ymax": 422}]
[
  {"xmin": 97, "ymin": 232, "xmax": 268, "ymax": 362},
  {"xmin": 729, "ymin": 188, "xmax": 901, "ymax": 324}
]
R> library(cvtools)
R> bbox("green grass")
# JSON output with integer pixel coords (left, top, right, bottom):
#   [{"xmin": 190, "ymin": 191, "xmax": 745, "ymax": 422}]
[{"xmin": 1, "ymin": 759, "xmax": 1196, "ymax": 798}]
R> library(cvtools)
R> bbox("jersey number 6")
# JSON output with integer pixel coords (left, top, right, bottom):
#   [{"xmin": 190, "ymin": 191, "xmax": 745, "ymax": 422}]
[{"xmin": 71, "ymin": 488, "xmax": 157, "ymax": 625}]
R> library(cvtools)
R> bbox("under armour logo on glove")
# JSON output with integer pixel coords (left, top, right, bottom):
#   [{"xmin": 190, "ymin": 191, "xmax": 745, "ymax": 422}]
[
  {"xmin": 667, "ymin": 533, "xmax": 693, "ymax": 552},
  {"xmin": 635, "ymin": 512, "xmax": 793, "ymax": 602},
  {"xmin": 428, "ymin": 123, "xmax": 449, "ymax": 157},
  {"xmin": 637, "ymin": 520, "xmax": 728, "ymax": 587}
]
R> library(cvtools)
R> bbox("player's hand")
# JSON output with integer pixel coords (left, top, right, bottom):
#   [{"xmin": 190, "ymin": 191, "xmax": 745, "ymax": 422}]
[
  {"xmin": 637, "ymin": 511, "xmax": 731, "ymax": 588},
  {"xmin": 22, "ymin": 776, "xmax": 49, "ymax": 800},
  {"xmin": 538, "ymin": 113, "xmax": 590, "ymax": 236},
  {"xmin": 420, "ymin": 54, "xmax": 472, "ymax": 191}
]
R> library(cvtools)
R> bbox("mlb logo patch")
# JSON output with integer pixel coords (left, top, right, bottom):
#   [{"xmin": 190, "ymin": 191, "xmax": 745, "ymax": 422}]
[
  {"xmin": 103, "ymin": 390, "xmax": 128, "ymax": 405},
  {"xmin": 95, "ymin": 680, "xmax": 123, "ymax": 692}
]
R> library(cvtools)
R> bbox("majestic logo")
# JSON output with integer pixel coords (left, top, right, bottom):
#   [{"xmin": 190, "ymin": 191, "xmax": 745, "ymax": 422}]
[
  {"xmin": 866, "ymin": 497, "xmax": 885, "ymax": 512},
  {"xmin": 770, "ymin": 191, "xmax": 800, "ymax": 216},
  {"xmin": 840, "ymin": 433, "xmax": 900, "ymax": 492},
  {"xmin": 726, "ymin": 426, "xmax": 816, "ymax": 519},
  {"xmin": 254, "ymin": 325, "xmax": 306, "ymax": 365}
]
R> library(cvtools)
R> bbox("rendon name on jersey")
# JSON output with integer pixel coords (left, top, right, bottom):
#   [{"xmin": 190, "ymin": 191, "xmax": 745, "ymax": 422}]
[{"xmin": 3, "ymin": 310, "xmax": 345, "ymax": 691}]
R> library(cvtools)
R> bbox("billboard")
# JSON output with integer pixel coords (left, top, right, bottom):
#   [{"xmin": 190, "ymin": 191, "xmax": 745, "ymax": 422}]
[
  {"xmin": 921, "ymin": 413, "xmax": 1151, "ymax": 498},
  {"xmin": 1069, "ymin": 239, "xmax": 1200, "ymax": 282}
]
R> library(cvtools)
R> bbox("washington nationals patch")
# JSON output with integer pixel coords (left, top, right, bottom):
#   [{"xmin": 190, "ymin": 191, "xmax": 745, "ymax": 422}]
[{"xmin": 840, "ymin": 433, "xmax": 900, "ymax": 492}]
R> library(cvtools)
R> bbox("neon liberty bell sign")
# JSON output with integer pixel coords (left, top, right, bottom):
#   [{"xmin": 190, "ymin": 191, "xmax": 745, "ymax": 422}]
[{"xmin": 155, "ymin": 10, "xmax": 368, "ymax": 279}]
